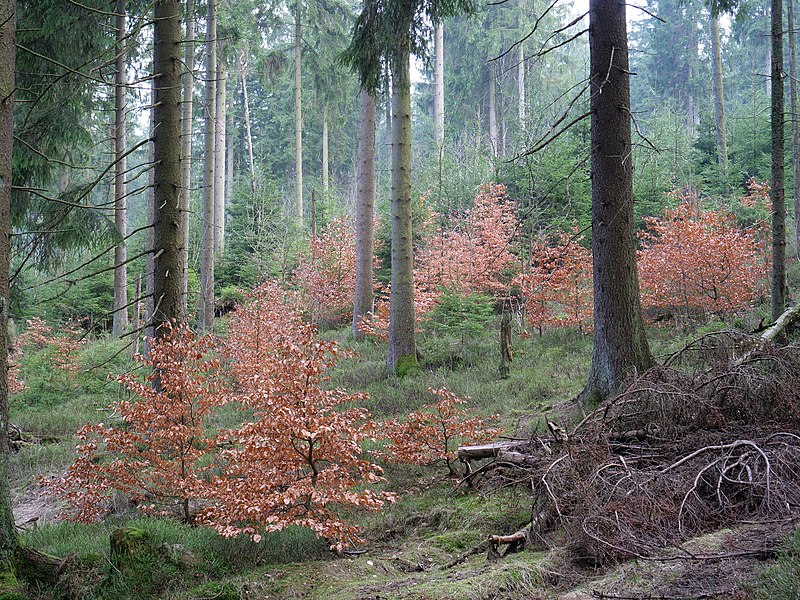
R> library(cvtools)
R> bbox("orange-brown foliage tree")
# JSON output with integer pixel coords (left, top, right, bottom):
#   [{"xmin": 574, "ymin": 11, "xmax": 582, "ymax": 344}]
[
  {"xmin": 637, "ymin": 204, "xmax": 765, "ymax": 321},
  {"xmin": 383, "ymin": 387, "xmax": 502, "ymax": 476},
  {"xmin": 199, "ymin": 282, "xmax": 394, "ymax": 550},
  {"xmin": 515, "ymin": 230, "xmax": 593, "ymax": 334},
  {"xmin": 293, "ymin": 217, "xmax": 357, "ymax": 325},
  {"xmin": 49, "ymin": 324, "xmax": 225, "ymax": 522}
]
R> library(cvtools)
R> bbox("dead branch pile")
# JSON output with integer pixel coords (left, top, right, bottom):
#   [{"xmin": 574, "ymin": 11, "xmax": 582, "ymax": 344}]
[{"xmin": 471, "ymin": 334, "xmax": 800, "ymax": 566}]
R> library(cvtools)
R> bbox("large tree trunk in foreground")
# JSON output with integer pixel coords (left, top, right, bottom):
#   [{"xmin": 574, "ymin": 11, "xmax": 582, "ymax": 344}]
[
  {"xmin": 771, "ymin": 0, "xmax": 787, "ymax": 322},
  {"xmin": 152, "ymin": 0, "xmax": 184, "ymax": 334},
  {"xmin": 180, "ymin": 0, "xmax": 195, "ymax": 312},
  {"xmin": 353, "ymin": 91, "xmax": 376, "ymax": 341},
  {"xmin": 199, "ymin": 0, "xmax": 216, "ymax": 332},
  {"xmin": 388, "ymin": 51, "xmax": 417, "ymax": 373},
  {"xmin": 582, "ymin": 0, "xmax": 654, "ymax": 403},
  {"xmin": 112, "ymin": 0, "xmax": 128, "ymax": 338},
  {"xmin": 710, "ymin": 0, "xmax": 728, "ymax": 192},
  {"xmin": 0, "ymin": 0, "xmax": 19, "ymax": 571}
]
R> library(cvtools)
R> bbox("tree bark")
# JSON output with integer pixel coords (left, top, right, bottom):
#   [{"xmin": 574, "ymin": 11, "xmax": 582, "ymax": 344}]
[
  {"xmin": 582, "ymin": 0, "xmax": 654, "ymax": 403},
  {"xmin": 322, "ymin": 105, "xmax": 329, "ymax": 195},
  {"xmin": 790, "ymin": 0, "xmax": 800, "ymax": 258},
  {"xmin": 214, "ymin": 52, "xmax": 226, "ymax": 254},
  {"xmin": 152, "ymin": 0, "xmax": 184, "ymax": 334},
  {"xmin": 388, "ymin": 50, "xmax": 417, "ymax": 372},
  {"xmin": 295, "ymin": 0, "xmax": 304, "ymax": 227},
  {"xmin": 353, "ymin": 91, "xmax": 376, "ymax": 340},
  {"xmin": 0, "ymin": 0, "xmax": 19, "ymax": 568},
  {"xmin": 199, "ymin": 0, "xmax": 216, "ymax": 332},
  {"xmin": 180, "ymin": 0, "xmax": 195, "ymax": 312},
  {"xmin": 434, "ymin": 22, "xmax": 444, "ymax": 150},
  {"xmin": 518, "ymin": 44, "xmax": 525, "ymax": 132},
  {"xmin": 488, "ymin": 63, "xmax": 498, "ymax": 157},
  {"xmin": 710, "ymin": 0, "xmax": 729, "ymax": 192},
  {"xmin": 771, "ymin": 0, "xmax": 787, "ymax": 321},
  {"xmin": 239, "ymin": 55, "xmax": 256, "ymax": 196},
  {"xmin": 112, "ymin": 0, "xmax": 128, "ymax": 338}
]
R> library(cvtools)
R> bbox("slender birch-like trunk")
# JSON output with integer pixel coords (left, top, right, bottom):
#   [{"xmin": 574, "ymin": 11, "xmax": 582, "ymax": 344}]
[
  {"xmin": 433, "ymin": 22, "xmax": 444, "ymax": 150},
  {"xmin": 294, "ymin": 1, "xmax": 304, "ymax": 226},
  {"xmin": 214, "ymin": 54, "xmax": 227, "ymax": 253}
]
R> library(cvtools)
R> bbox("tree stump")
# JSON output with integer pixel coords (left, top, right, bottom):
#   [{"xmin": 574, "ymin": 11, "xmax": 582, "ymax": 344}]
[{"xmin": 499, "ymin": 311, "xmax": 512, "ymax": 379}]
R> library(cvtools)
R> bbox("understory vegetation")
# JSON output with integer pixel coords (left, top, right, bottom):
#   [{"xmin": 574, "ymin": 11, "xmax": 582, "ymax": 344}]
[{"xmin": 7, "ymin": 290, "xmax": 800, "ymax": 598}]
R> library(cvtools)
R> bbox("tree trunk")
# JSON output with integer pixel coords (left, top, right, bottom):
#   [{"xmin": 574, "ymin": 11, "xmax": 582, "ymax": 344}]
[
  {"xmin": 710, "ymin": 0, "xmax": 729, "ymax": 192},
  {"xmin": 790, "ymin": 0, "xmax": 800, "ymax": 258},
  {"xmin": 582, "ymin": 0, "xmax": 654, "ymax": 403},
  {"xmin": 132, "ymin": 273, "xmax": 141, "ymax": 357},
  {"xmin": 294, "ymin": 0, "xmax": 304, "ymax": 227},
  {"xmin": 488, "ymin": 64, "xmax": 498, "ymax": 157},
  {"xmin": 771, "ymin": 0, "xmax": 787, "ymax": 321},
  {"xmin": 518, "ymin": 44, "xmax": 525, "ymax": 132},
  {"xmin": 353, "ymin": 91, "xmax": 376, "ymax": 341},
  {"xmin": 112, "ymin": 0, "xmax": 128, "ymax": 338},
  {"xmin": 226, "ymin": 106, "xmax": 234, "ymax": 211},
  {"xmin": 388, "ymin": 50, "xmax": 417, "ymax": 373},
  {"xmin": 145, "ymin": 78, "xmax": 156, "ymax": 348},
  {"xmin": 152, "ymin": 0, "xmax": 184, "ymax": 332},
  {"xmin": 434, "ymin": 22, "xmax": 444, "ymax": 150},
  {"xmin": 239, "ymin": 56, "xmax": 256, "ymax": 196},
  {"xmin": 0, "ymin": 0, "xmax": 19, "ymax": 569},
  {"xmin": 180, "ymin": 0, "xmax": 195, "ymax": 312},
  {"xmin": 214, "ymin": 53, "xmax": 226, "ymax": 254},
  {"xmin": 322, "ymin": 105, "xmax": 329, "ymax": 195},
  {"xmin": 385, "ymin": 63, "xmax": 392, "ymax": 166},
  {"xmin": 199, "ymin": 0, "xmax": 216, "ymax": 332}
]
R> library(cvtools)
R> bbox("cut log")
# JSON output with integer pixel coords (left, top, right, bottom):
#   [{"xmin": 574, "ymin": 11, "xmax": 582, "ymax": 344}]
[
  {"xmin": 457, "ymin": 441, "xmax": 524, "ymax": 462},
  {"xmin": 736, "ymin": 303, "xmax": 800, "ymax": 365}
]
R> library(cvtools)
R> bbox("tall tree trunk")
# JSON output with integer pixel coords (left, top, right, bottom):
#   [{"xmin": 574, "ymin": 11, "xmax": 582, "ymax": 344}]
[
  {"xmin": 152, "ymin": 0, "xmax": 184, "ymax": 333},
  {"xmin": 582, "ymin": 0, "xmax": 654, "ymax": 403},
  {"xmin": 322, "ymin": 105, "xmax": 329, "ymax": 195},
  {"xmin": 771, "ymin": 0, "xmax": 787, "ymax": 321},
  {"xmin": 433, "ymin": 22, "xmax": 444, "ymax": 150},
  {"xmin": 790, "ymin": 0, "xmax": 800, "ymax": 257},
  {"xmin": 385, "ymin": 63, "xmax": 392, "ymax": 165},
  {"xmin": 353, "ymin": 91, "xmax": 376, "ymax": 340},
  {"xmin": 214, "ymin": 53, "xmax": 226, "ymax": 254},
  {"xmin": 132, "ymin": 273, "xmax": 141, "ymax": 357},
  {"xmin": 145, "ymin": 79, "xmax": 156, "ymax": 347},
  {"xmin": 239, "ymin": 56, "xmax": 256, "ymax": 196},
  {"xmin": 294, "ymin": 1, "xmax": 304, "ymax": 226},
  {"xmin": 112, "ymin": 0, "xmax": 128, "ymax": 338},
  {"xmin": 226, "ymin": 106, "xmax": 233, "ymax": 210},
  {"xmin": 518, "ymin": 44, "xmax": 525, "ymax": 132},
  {"xmin": 199, "ymin": 0, "xmax": 216, "ymax": 332},
  {"xmin": 488, "ymin": 64, "xmax": 498, "ymax": 157},
  {"xmin": 0, "ymin": 0, "xmax": 19, "ymax": 569},
  {"xmin": 388, "ymin": 50, "xmax": 416, "ymax": 372},
  {"xmin": 711, "ymin": 0, "xmax": 728, "ymax": 191},
  {"xmin": 180, "ymin": 0, "xmax": 195, "ymax": 312}
]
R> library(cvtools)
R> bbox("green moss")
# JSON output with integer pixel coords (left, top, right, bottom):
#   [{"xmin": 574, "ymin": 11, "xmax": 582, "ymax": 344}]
[
  {"xmin": 0, "ymin": 570, "xmax": 22, "ymax": 600},
  {"xmin": 395, "ymin": 354, "xmax": 420, "ymax": 377}
]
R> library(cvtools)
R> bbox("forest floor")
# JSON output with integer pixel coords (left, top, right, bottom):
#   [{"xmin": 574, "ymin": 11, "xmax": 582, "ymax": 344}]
[{"xmin": 9, "ymin": 321, "xmax": 800, "ymax": 598}]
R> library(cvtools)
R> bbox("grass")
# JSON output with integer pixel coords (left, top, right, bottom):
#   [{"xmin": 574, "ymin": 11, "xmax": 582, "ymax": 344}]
[{"xmin": 11, "ymin": 311, "xmax": 789, "ymax": 598}]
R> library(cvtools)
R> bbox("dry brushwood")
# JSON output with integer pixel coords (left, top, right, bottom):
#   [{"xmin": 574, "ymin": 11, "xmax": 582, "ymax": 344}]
[{"xmin": 463, "ymin": 338, "xmax": 800, "ymax": 566}]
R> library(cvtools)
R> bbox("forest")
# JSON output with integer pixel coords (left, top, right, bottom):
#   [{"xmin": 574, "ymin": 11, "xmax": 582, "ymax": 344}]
[{"xmin": 1, "ymin": 0, "xmax": 800, "ymax": 596}]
